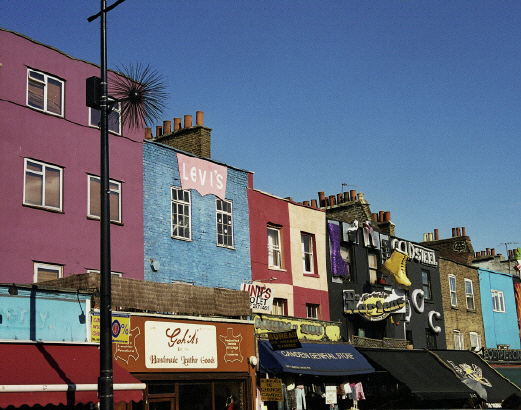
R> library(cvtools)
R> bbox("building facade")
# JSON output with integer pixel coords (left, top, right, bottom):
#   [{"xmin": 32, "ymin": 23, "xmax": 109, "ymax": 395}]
[
  {"xmin": 0, "ymin": 28, "xmax": 145, "ymax": 283},
  {"xmin": 143, "ymin": 123, "xmax": 252, "ymax": 289}
]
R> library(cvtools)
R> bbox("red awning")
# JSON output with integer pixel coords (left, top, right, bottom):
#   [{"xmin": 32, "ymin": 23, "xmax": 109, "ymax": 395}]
[{"xmin": 0, "ymin": 342, "xmax": 145, "ymax": 408}]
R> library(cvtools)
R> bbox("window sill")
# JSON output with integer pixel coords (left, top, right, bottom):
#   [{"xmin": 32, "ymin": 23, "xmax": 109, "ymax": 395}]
[
  {"xmin": 303, "ymin": 273, "xmax": 319, "ymax": 278},
  {"xmin": 87, "ymin": 216, "xmax": 123, "ymax": 226},
  {"xmin": 451, "ymin": 306, "xmax": 459, "ymax": 310},
  {"xmin": 27, "ymin": 105, "xmax": 64, "ymax": 118},
  {"xmin": 467, "ymin": 308, "xmax": 477, "ymax": 313},
  {"xmin": 88, "ymin": 124, "xmax": 121, "ymax": 136},
  {"xmin": 217, "ymin": 244, "xmax": 236, "ymax": 251},
  {"xmin": 171, "ymin": 236, "xmax": 192, "ymax": 242},
  {"xmin": 23, "ymin": 203, "xmax": 63, "ymax": 213},
  {"xmin": 269, "ymin": 267, "xmax": 287, "ymax": 272}
]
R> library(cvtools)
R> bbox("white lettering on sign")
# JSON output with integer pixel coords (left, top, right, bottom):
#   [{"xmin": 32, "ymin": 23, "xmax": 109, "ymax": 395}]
[
  {"xmin": 177, "ymin": 153, "xmax": 227, "ymax": 199},
  {"xmin": 390, "ymin": 239, "xmax": 438, "ymax": 267}
]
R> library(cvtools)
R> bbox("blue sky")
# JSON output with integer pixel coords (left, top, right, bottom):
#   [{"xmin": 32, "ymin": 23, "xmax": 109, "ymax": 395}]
[{"xmin": 2, "ymin": 1, "xmax": 520, "ymax": 255}]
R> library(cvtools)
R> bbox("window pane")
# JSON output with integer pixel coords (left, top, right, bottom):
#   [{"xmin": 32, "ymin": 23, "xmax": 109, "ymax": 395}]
[
  {"xmin": 44, "ymin": 167, "xmax": 61, "ymax": 208},
  {"xmin": 25, "ymin": 172, "xmax": 43, "ymax": 205},
  {"xmin": 89, "ymin": 177, "xmax": 101, "ymax": 217},
  {"xmin": 109, "ymin": 190, "xmax": 120, "ymax": 222},
  {"xmin": 28, "ymin": 79, "xmax": 44, "ymax": 110},
  {"xmin": 47, "ymin": 78, "xmax": 62, "ymax": 115}
]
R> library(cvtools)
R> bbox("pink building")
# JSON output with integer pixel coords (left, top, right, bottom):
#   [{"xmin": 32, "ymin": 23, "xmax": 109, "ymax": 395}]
[
  {"xmin": 248, "ymin": 189, "xmax": 330, "ymax": 320},
  {"xmin": 0, "ymin": 28, "xmax": 144, "ymax": 283}
]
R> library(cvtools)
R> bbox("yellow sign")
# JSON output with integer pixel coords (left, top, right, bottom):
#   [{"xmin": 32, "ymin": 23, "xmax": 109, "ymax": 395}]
[
  {"xmin": 91, "ymin": 312, "xmax": 130, "ymax": 344},
  {"xmin": 260, "ymin": 378, "xmax": 283, "ymax": 402}
]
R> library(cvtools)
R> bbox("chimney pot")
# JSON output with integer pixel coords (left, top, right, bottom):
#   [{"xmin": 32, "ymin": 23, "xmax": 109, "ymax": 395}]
[
  {"xmin": 163, "ymin": 120, "xmax": 171, "ymax": 134},
  {"xmin": 379, "ymin": 211, "xmax": 385, "ymax": 222},
  {"xmin": 337, "ymin": 193, "xmax": 343, "ymax": 204},
  {"xmin": 452, "ymin": 228, "xmax": 456, "ymax": 237},
  {"xmin": 481, "ymin": 251, "xmax": 485, "ymax": 257},
  {"xmin": 434, "ymin": 229, "xmax": 439, "ymax": 241},
  {"xmin": 384, "ymin": 211, "xmax": 391, "ymax": 222},
  {"xmin": 350, "ymin": 190, "xmax": 356, "ymax": 201},
  {"xmin": 196, "ymin": 111, "xmax": 204, "ymax": 126},
  {"xmin": 428, "ymin": 232, "xmax": 433, "ymax": 241},
  {"xmin": 145, "ymin": 127, "xmax": 152, "ymax": 139},
  {"xmin": 184, "ymin": 115, "xmax": 192, "ymax": 128},
  {"xmin": 343, "ymin": 192, "xmax": 350, "ymax": 202},
  {"xmin": 357, "ymin": 192, "xmax": 364, "ymax": 201},
  {"xmin": 318, "ymin": 192, "xmax": 326, "ymax": 207},
  {"xmin": 174, "ymin": 118, "xmax": 182, "ymax": 131},
  {"xmin": 456, "ymin": 227, "xmax": 461, "ymax": 236},
  {"xmin": 303, "ymin": 200, "xmax": 310, "ymax": 206},
  {"xmin": 462, "ymin": 226, "xmax": 466, "ymax": 236},
  {"xmin": 329, "ymin": 195, "xmax": 336, "ymax": 206},
  {"xmin": 372, "ymin": 213, "xmax": 378, "ymax": 221},
  {"xmin": 491, "ymin": 248, "xmax": 496, "ymax": 256},
  {"xmin": 423, "ymin": 233, "xmax": 428, "ymax": 241},
  {"xmin": 156, "ymin": 125, "xmax": 162, "ymax": 137},
  {"xmin": 486, "ymin": 248, "xmax": 490, "ymax": 256},
  {"xmin": 311, "ymin": 199, "xmax": 318, "ymax": 208}
]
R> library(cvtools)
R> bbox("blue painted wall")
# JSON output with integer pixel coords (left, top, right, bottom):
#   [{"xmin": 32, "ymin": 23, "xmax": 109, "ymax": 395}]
[
  {"xmin": 0, "ymin": 286, "xmax": 90, "ymax": 342},
  {"xmin": 479, "ymin": 268, "xmax": 520, "ymax": 349},
  {"xmin": 143, "ymin": 142, "xmax": 252, "ymax": 289}
]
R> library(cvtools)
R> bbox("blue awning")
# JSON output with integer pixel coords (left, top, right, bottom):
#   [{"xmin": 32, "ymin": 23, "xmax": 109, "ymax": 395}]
[{"xmin": 258, "ymin": 340, "xmax": 374, "ymax": 376}]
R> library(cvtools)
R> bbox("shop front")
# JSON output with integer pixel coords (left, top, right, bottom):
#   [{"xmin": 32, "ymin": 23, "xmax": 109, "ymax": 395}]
[
  {"xmin": 0, "ymin": 342, "xmax": 145, "ymax": 409},
  {"xmin": 112, "ymin": 314, "xmax": 257, "ymax": 410},
  {"xmin": 257, "ymin": 339, "xmax": 374, "ymax": 410}
]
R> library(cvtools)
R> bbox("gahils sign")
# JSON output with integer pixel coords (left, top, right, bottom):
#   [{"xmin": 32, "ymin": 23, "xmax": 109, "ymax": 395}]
[{"xmin": 177, "ymin": 153, "xmax": 227, "ymax": 199}]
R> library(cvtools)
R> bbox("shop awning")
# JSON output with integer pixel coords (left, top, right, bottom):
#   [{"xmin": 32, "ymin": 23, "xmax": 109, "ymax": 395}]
[
  {"xmin": 431, "ymin": 349, "xmax": 521, "ymax": 405},
  {"xmin": 258, "ymin": 340, "xmax": 374, "ymax": 376},
  {"xmin": 360, "ymin": 348, "xmax": 475, "ymax": 401},
  {"xmin": 0, "ymin": 342, "xmax": 145, "ymax": 408}
]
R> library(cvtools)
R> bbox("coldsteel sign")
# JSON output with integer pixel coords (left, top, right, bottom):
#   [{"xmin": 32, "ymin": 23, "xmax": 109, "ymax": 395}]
[
  {"xmin": 343, "ymin": 290, "xmax": 406, "ymax": 321},
  {"xmin": 391, "ymin": 238, "xmax": 438, "ymax": 267}
]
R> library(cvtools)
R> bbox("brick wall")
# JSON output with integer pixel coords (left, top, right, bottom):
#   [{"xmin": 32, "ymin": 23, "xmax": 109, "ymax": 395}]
[
  {"xmin": 155, "ymin": 126, "xmax": 211, "ymax": 158},
  {"xmin": 143, "ymin": 141, "xmax": 252, "ymax": 290},
  {"xmin": 439, "ymin": 258, "xmax": 485, "ymax": 349},
  {"xmin": 423, "ymin": 237, "xmax": 474, "ymax": 265}
]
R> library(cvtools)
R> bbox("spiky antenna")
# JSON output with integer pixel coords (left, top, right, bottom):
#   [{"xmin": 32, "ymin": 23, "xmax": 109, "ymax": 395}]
[{"xmin": 109, "ymin": 63, "xmax": 168, "ymax": 129}]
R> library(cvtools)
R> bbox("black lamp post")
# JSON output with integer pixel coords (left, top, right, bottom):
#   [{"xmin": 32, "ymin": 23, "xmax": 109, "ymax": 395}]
[{"xmin": 87, "ymin": 1, "xmax": 127, "ymax": 409}]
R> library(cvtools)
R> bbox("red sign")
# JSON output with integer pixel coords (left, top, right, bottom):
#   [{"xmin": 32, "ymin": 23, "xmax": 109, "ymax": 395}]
[{"xmin": 177, "ymin": 153, "xmax": 227, "ymax": 199}]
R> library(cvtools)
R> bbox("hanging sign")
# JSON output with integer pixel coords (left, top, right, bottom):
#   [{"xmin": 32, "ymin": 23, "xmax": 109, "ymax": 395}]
[
  {"xmin": 241, "ymin": 282, "xmax": 274, "ymax": 313},
  {"xmin": 260, "ymin": 378, "xmax": 283, "ymax": 402},
  {"xmin": 325, "ymin": 385, "xmax": 337, "ymax": 405},
  {"xmin": 177, "ymin": 153, "xmax": 227, "ymax": 199},
  {"xmin": 343, "ymin": 289, "xmax": 406, "ymax": 321},
  {"xmin": 268, "ymin": 329, "xmax": 302, "ymax": 350}
]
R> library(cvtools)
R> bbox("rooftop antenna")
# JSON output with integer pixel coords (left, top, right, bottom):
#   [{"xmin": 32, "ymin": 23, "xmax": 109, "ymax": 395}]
[
  {"xmin": 501, "ymin": 242, "xmax": 519, "ymax": 275},
  {"xmin": 341, "ymin": 183, "xmax": 356, "ymax": 196}
]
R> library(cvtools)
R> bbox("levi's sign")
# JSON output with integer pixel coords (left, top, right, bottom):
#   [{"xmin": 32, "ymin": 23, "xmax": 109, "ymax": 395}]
[{"xmin": 177, "ymin": 153, "xmax": 227, "ymax": 199}]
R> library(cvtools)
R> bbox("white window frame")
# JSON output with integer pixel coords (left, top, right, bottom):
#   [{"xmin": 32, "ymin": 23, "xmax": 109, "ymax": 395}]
[
  {"xmin": 267, "ymin": 226, "xmax": 282, "ymax": 269},
  {"xmin": 23, "ymin": 158, "xmax": 63, "ymax": 211},
  {"xmin": 33, "ymin": 262, "xmax": 63, "ymax": 283},
  {"xmin": 465, "ymin": 278, "xmax": 475, "ymax": 310},
  {"xmin": 492, "ymin": 289, "xmax": 506, "ymax": 312},
  {"xmin": 301, "ymin": 233, "xmax": 315, "ymax": 274},
  {"xmin": 449, "ymin": 274, "xmax": 457, "ymax": 307},
  {"xmin": 454, "ymin": 330, "xmax": 464, "ymax": 350},
  {"xmin": 272, "ymin": 298, "xmax": 287, "ymax": 316},
  {"xmin": 470, "ymin": 332, "xmax": 481, "ymax": 352},
  {"xmin": 216, "ymin": 198, "xmax": 234, "ymax": 248},
  {"xmin": 171, "ymin": 186, "xmax": 191, "ymax": 240},
  {"xmin": 89, "ymin": 101, "xmax": 122, "ymax": 135},
  {"xmin": 86, "ymin": 269, "xmax": 123, "ymax": 277},
  {"xmin": 27, "ymin": 68, "xmax": 64, "ymax": 116},
  {"xmin": 306, "ymin": 303, "xmax": 320, "ymax": 319},
  {"xmin": 88, "ymin": 175, "xmax": 122, "ymax": 223}
]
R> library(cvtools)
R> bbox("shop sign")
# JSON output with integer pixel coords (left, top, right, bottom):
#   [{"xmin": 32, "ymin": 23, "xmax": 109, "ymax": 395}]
[
  {"xmin": 91, "ymin": 312, "xmax": 130, "ymax": 344},
  {"xmin": 254, "ymin": 315, "xmax": 342, "ymax": 342},
  {"xmin": 343, "ymin": 290, "xmax": 406, "ymax": 321},
  {"xmin": 260, "ymin": 378, "xmax": 283, "ymax": 402},
  {"xmin": 268, "ymin": 329, "xmax": 302, "ymax": 350},
  {"xmin": 177, "ymin": 153, "xmax": 227, "ymax": 199},
  {"xmin": 391, "ymin": 238, "xmax": 438, "ymax": 267},
  {"xmin": 483, "ymin": 348, "xmax": 521, "ymax": 362},
  {"xmin": 241, "ymin": 282, "xmax": 274, "ymax": 313},
  {"xmin": 325, "ymin": 385, "xmax": 337, "ymax": 405},
  {"xmin": 145, "ymin": 321, "xmax": 217, "ymax": 369}
]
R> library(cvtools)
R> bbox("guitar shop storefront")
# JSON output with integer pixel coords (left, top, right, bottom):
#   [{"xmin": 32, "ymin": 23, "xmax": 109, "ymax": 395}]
[{"xmin": 113, "ymin": 314, "xmax": 257, "ymax": 410}]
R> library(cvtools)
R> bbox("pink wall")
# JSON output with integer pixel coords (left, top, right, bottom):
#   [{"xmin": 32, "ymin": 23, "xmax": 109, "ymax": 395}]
[
  {"xmin": 293, "ymin": 286, "xmax": 331, "ymax": 321},
  {"xmin": 0, "ymin": 29, "xmax": 144, "ymax": 283}
]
